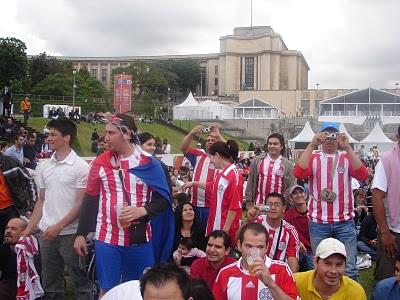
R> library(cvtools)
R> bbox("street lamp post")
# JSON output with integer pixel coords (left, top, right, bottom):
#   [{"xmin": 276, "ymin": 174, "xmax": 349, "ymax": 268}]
[
  {"xmin": 395, "ymin": 83, "xmax": 399, "ymax": 115},
  {"xmin": 72, "ymin": 69, "xmax": 77, "ymax": 110}
]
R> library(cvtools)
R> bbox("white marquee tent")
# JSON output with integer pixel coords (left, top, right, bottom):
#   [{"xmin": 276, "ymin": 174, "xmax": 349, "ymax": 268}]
[
  {"xmin": 339, "ymin": 123, "xmax": 359, "ymax": 144},
  {"xmin": 198, "ymin": 100, "xmax": 233, "ymax": 120},
  {"xmin": 359, "ymin": 122, "xmax": 394, "ymax": 152},
  {"xmin": 173, "ymin": 92, "xmax": 234, "ymax": 120},
  {"xmin": 173, "ymin": 92, "xmax": 201, "ymax": 120},
  {"xmin": 288, "ymin": 121, "xmax": 315, "ymax": 149}
]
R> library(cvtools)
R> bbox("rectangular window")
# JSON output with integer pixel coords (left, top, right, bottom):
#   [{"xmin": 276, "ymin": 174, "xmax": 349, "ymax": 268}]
[
  {"xmin": 91, "ymin": 68, "xmax": 97, "ymax": 78},
  {"xmin": 101, "ymin": 69, "xmax": 107, "ymax": 82},
  {"xmin": 244, "ymin": 57, "xmax": 254, "ymax": 90},
  {"xmin": 214, "ymin": 65, "xmax": 218, "ymax": 75},
  {"xmin": 214, "ymin": 78, "xmax": 218, "ymax": 86}
]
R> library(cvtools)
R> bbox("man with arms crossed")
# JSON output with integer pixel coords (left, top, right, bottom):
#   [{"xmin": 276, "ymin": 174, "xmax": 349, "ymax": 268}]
[
  {"xmin": 23, "ymin": 118, "xmax": 91, "ymax": 299},
  {"xmin": 245, "ymin": 133, "xmax": 295, "ymax": 220}
]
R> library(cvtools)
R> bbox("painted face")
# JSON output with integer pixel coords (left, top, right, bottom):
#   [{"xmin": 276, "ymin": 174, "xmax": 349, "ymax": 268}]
[
  {"xmin": 181, "ymin": 203, "xmax": 194, "ymax": 222},
  {"xmin": 206, "ymin": 236, "xmax": 229, "ymax": 264},
  {"xmin": 267, "ymin": 137, "xmax": 283, "ymax": 158},
  {"xmin": 315, "ymin": 254, "xmax": 346, "ymax": 288},
  {"xmin": 238, "ymin": 230, "xmax": 267, "ymax": 269},
  {"xmin": 265, "ymin": 196, "xmax": 285, "ymax": 221},
  {"xmin": 141, "ymin": 138, "xmax": 156, "ymax": 155},
  {"xmin": 48, "ymin": 128, "xmax": 69, "ymax": 150}
]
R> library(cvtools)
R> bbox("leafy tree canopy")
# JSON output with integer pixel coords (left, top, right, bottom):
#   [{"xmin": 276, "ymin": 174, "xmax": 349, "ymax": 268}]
[
  {"xmin": 29, "ymin": 52, "xmax": 72, "ymax": 87},
  {"xmin": 0, "ymin": 37, "xmax": 28, "ymax": 88},
  {"xmin": 32, "ymin": 69, "xmax": 106, "ymax": 99}
]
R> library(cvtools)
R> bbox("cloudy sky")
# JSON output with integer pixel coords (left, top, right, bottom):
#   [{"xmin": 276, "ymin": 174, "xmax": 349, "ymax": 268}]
[{"xmin": 1, "ymin": 0, "xmax": 399, "ymax": 89}]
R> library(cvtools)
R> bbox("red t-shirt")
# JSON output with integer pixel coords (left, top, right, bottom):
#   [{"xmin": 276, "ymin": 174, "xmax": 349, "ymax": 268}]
[
  {"xmin": 284, "ymin": 207, "xmax": 311, "ymax": 251},
  {"xmin": 213, "ymin": 256, "xmax": 299, "ymax": 300},
  {"xmin": 190, "ymin": 256, "xmax": 236, "ymax": 289}
]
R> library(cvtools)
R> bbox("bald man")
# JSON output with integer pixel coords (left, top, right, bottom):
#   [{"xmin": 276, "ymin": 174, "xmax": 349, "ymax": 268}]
[{"xmin": 0, "ymin": 218, "xmax": 28, "ymax": 296}]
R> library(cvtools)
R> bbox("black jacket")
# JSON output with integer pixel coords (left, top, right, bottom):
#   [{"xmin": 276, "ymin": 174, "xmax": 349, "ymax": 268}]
[
  {"xmin": 1, "ymin": 154, "xmax": 37, "ymax": 215},
  {"xmin": 358, "ymin": 214, "xmax": 377, "ymax": 244}
]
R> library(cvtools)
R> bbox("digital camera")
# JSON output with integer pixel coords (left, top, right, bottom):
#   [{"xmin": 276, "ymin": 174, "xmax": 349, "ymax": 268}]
[
  {"xmin": 325, "ymin": 132, "xmax": 337, "ymax": 140},
  {"xmin": 202, "ymin": 127, "xmax": 210, "ymax": 133},
  {"xmin": 258, "ymin": 205, "xmax": 271, "ymax": 213}
]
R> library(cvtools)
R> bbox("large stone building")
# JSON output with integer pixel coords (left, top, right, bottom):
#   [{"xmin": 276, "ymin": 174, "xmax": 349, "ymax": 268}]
[
  {"xmin": 62, "ymin": 26, "xmax": 399, "ymax": 117},
  {"xmin": 64, "ymin": 27, "xmax": 309, "ymax": 108}
]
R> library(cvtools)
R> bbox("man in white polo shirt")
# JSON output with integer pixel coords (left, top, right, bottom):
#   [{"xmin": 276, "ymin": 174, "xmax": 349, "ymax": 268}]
[{"xmin": 23, "ymin": 118, "xmax": 91, "ymax": 299}]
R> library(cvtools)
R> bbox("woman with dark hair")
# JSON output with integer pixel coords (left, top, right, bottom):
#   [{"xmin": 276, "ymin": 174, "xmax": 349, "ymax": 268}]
[
  {"xmin": 181, "ymin": 140, "xmax": 242, "ymax": 243},
  {"xmin": 139, "ymin": 132, "xmax": 172, "ymax": 195},
  {"xmin": 174, "ymin": 202, "xmax": 206, "ymax": 251}
]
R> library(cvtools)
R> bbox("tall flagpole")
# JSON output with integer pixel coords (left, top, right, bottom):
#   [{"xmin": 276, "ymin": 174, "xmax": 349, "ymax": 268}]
[{"xmin": 251, "ymin": 0, "xmax": 253, "ymax": 30}]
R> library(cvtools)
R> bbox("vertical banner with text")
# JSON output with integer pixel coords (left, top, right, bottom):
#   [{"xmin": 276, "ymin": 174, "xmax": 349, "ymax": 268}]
[{"xmin": 113, "ymin": 74, "xmax": 132, "ymax": 113}]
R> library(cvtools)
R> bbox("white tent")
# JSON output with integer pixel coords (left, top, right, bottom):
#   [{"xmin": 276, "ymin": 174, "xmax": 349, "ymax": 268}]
[
  {"xmin": 173, "ymin": 92, "xmax": 201, "ymax": 120},
  {"xmin": 339, "ymin": 123, "xmax": 359, "ymax": 144},
  {"xmin": 359, "ymin": 122, "xmax": 394, "ymax": 152},
  {"xmin": 289, "ymin": 121, "xmax": 315, "ymax": 149},
  {"xmin": 198, "ymin": 100, "xmax": 233, "ymax": 120}
]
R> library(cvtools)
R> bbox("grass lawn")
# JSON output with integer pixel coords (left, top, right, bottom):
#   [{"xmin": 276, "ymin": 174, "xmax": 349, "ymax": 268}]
[
  {"xmin": 23, "ymin": 117, "xmax": 198, "ymax": 156},
  {"xmin": 359, "ymin": 262, "xmax": 375, "ymax": 298}
]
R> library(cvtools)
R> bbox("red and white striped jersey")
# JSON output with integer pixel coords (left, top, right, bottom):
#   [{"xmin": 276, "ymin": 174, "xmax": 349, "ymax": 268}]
[
  {"xmin": 86, "ymin": 148, "xmax": 153, "ymax": 246},
  {"xmin": 185, "ymin": 148, "xmax": 217, "ymax": 207},
  {"xmin": 294, "ymin": 151, "xmax": 368, "ymax": 224},
  {"xmin": 213, "ymin": 256, "xmax": 299, "ymax": 300},
  {"xmin": 255, "ymin": 216, "xmax": 300, "ymax": 261},
  {"xmin": 206, "ymin": 164, "xmax": 242, "ymax": 242},
  {"xmin": 254, "ymin": 155, "xmax": 286, "ymax": 205}
]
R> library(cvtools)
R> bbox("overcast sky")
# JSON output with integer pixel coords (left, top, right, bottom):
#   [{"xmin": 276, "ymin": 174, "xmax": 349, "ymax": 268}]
[{"xmin": 1, "ymin": 0, "xmax": 399, "ymax": 89}]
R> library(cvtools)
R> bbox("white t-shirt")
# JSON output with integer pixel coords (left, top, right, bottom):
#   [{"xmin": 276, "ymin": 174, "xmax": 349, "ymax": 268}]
[
  {"xmin": 37, "ymin": 150, "xmax": 89, "ymax": 235},
  {"xmin": 102, "ymin": 280, "xmax": 142, "ymax": 300},
  {"xmin": 372, "ymin": 160, "xmax": 400, "ymax": 233}
]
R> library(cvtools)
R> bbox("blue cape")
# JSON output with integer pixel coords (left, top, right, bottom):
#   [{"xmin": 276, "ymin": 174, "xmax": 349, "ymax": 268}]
[{"xmin": 129, "ymin": 156, "xmax": 174, "ymax": 263}]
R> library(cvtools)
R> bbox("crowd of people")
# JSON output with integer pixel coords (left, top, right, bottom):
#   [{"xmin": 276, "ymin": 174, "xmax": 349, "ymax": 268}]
[{"xmin": 0, "ymin": 114, "xmax": 399, "ymax": 300}]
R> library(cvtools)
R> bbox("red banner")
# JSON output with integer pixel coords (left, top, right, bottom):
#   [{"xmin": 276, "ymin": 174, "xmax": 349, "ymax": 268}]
[{"xmin": 113, "ymin": 74, "xmax": 132, "ymax": 113}]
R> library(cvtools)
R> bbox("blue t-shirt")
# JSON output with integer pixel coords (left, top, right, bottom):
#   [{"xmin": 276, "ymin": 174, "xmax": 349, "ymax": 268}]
[{"xmin": 371, "ymin": 277, "xmax": 400, "ymax": 300}]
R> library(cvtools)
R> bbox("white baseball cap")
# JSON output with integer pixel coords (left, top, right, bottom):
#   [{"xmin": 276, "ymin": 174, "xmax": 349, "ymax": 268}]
[
  {"xmin": 316, "ymin": 238, "xmax": 347, "ymax": 259},
  {"xmin": 289, "ymin": 185, "xmax": 305, "ymax": 196}
]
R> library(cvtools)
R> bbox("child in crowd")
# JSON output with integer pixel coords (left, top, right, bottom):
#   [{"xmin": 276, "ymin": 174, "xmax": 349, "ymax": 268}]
[{"xmin": 173, "ymin": 237, "xmax": 206, "ymax": 275}]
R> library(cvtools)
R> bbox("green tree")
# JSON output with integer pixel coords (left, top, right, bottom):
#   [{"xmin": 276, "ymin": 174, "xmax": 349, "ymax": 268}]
[
  {"xmin": 29, "ymin": 52, "xmax": 72, "ymax": 87},
  {"xmin": 32, "ymin": 69, "xmax": 106, "ymax": 99},
  {"xmin": 0, "ymin": 37, "xmax": 28, "ymax": 87},
  {"xmin": 157, "ymin": 59, "xmax": 201, "ymax": 93},
  {"xmin": 248, "ymin": 141, "xmax": 255, "ymax": 151}
]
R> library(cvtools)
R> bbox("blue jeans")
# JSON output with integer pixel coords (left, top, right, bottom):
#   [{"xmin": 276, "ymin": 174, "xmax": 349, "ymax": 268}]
[
  {"xmin": 357, "ymin": 240, "xmax": 376, "ymax": 260},
  {"xmin": 94, "ymin": 240, "xmax": 155, "ymax": 291},
  {"xmin": 309, "ymin": 219, "xmax": 358, "ymax": 281},
  {"xmin": 195, "ymin": 206, "xmax": 209, "ymax": 231},
  {"xmin": 299, "ymin": 251, "xmax": 315, "ymax": 272}
]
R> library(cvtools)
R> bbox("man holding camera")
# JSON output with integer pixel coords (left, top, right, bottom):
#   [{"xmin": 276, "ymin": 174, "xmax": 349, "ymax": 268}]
[
  {"xmin": 180, "ymin": 125, "xmax": 225, "ymax": 230},
  {"xmin": 294, "ymin": 122, "xmax": 368, "ymax": 281}
]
